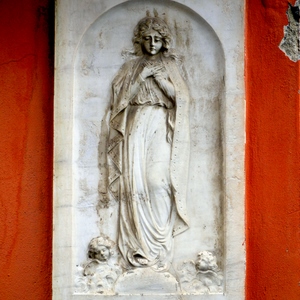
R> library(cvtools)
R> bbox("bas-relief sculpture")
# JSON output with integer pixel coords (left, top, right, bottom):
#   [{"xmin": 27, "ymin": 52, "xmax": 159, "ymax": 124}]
[
  {"xmin": 75, "ymin": 234, "xmax": 122, "ymax": 294},
  {"xmin": 76, "ymin": 14, "xmax": 223, "ymax": 296},
  {"xmin": 54, "ymin": 0, "xmax": 246, "ymax": 299},
  {"xmin": 178, "ymin": 251, "xmax": 223, "ymax": 294},
  {"xmin": 108, "ymin": 15, "xmax": 190, "ymax": 271}
]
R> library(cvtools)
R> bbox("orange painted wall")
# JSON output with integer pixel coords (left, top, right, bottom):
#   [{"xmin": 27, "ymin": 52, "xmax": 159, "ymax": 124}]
[
  {"xmin": 0, "ymin": 1, "xmax": 53, "ymax": 299},
  {"xmin": 0, "ymin": 0, "xmax": 299, "ymax": 299},
  {"xmin": 246, "ymin": 0, "xmax": 300, "ymax": 299}
]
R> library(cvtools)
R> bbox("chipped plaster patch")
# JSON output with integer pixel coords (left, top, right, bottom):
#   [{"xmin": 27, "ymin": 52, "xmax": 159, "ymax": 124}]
[{"xmin": 279, "ymin": 1, "xmax": 300, "ymax": 62}]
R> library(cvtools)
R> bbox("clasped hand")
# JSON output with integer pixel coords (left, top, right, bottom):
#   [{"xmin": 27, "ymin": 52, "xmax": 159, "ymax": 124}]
[{"xmin": 140, "ymin": 64, "xmax": 168, "ymax": 81}]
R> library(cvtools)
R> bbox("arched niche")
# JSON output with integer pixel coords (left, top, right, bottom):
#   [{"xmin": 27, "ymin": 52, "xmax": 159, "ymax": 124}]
[{"xmin": 73, "ymin": 0, "xmax": 225, "ymax": 285}]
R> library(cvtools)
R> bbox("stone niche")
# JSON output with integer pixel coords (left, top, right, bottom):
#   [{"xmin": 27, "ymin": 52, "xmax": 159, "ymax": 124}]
[{"xmin": 54, "ymin": 1, "xmax": 245, "ymax": 299}]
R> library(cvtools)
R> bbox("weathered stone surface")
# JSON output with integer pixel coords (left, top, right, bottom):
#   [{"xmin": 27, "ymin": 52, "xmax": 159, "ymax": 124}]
[
  {"xmin": 115, "ymin": 268, "xmax": 178, "ymax": 295},
  {"xmin": 54, "ymin": 1, "xmax": 245, "ymax": 299}
]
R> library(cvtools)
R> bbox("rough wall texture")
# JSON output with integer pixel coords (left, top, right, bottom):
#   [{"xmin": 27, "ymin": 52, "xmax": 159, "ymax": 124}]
[
  {"xmin": 0, "ymin": 1, "xmax": 53, "ymax": 299},
  {"xmin": 246, "ymin": 0, "xmax": 300, "ymax": 299},
  {"xmin": 0, "ymin": 0, "xmax": 299, "ymax": 299}
]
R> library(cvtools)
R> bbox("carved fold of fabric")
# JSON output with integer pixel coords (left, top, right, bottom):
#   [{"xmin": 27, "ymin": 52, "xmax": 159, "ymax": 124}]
[
  {"xmin": 164, "ymin": 57, "xmax": 190, "ymax": 236},
  {"xmin": 118, "ymin": 105, "xmax": 176, "ymax": 269},
  {"xmin": 107, "ymin": 55, "xmax": 191, "ymax": 269}
]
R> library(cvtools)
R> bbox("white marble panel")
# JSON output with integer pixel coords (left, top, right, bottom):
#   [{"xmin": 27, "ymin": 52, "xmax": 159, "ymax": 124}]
[{"xmin": 54, "ymin": 1, "xmax": 245, "ymax": 299}]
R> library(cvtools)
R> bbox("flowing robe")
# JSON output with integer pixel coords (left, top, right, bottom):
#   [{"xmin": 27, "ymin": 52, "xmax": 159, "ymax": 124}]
[{"xmin": 108, "ymin": 55, "xmax": 190, "ymax": 270}]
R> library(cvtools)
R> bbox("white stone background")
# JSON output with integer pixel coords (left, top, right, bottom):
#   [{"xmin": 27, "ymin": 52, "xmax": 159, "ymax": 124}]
[{"xmin": 54, "ymin": 1, "xmax": 244, "ymax": 299}]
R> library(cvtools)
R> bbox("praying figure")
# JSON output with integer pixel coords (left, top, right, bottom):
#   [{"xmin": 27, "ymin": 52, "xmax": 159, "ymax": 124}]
[{"xmin": 107, "ymin": 14, "xmax": 191, "ymax": 271}]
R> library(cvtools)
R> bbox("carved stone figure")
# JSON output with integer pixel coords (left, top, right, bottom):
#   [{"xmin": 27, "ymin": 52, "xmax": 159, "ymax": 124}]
[
  {"xmin": 178, "ymin": 251, "xmax": 223, "ymax": 294},
  {"xmin": 75, "ymin": 234, "xmax": 121, "ymax": 294},
  {"xmin": 107, "ymin": 15, "xmax": 190, "ymax": 271},
  {"xmin": 84, "ymin": 235, "xmax": 115, "ymax": 267},
  {"xmin": 195, "ymin": 251, "xmax": 218, "ymax": 272}
]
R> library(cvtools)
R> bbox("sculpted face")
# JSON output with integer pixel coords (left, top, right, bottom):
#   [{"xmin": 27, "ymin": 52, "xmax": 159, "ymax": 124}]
[
  {"xmin": 142, "ymin": 29, "xmax": 163, "ymax": 56},
  {"xmin": 196, "ymin": 251, "xmax": 218, "ymax": 271},
  {"xmin": 94, "ymin": 245, "xmax": 110, "ymax": 261}
]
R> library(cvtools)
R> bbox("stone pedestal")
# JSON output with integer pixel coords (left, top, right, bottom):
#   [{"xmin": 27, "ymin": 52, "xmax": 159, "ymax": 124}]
[{"xmin": 115, "ymin": 268, "xmax": 179, "ymax": 295}]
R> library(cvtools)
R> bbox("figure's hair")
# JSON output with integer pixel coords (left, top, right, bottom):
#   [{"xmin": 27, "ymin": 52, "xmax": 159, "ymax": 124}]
[
  {"xmin": 196, "ymin": 251, "xmax": 218, "ymax": 272},
  {"xmin": 133, "ymin": 17, "xmax": 172, "ymax": 56},
  {"xmin": 87, "ymin": 234, "xmax": 114, "ymax": 259}
]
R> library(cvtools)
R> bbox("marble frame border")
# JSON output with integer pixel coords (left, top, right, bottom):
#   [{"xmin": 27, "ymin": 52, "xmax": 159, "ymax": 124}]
[{"xmin": 53, "ymin": 1, "xmax": 245, "ymax": 299}]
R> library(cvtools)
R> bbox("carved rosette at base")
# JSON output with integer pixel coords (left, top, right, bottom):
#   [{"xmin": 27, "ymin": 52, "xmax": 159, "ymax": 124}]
[{"xmin": 115, "ymin": 268, "xmax": 179, "ymax": 295}]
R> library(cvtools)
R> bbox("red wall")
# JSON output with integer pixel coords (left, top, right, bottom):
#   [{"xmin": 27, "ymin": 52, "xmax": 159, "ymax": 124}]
[
  {"xmin": 0, "ymin": 1, "xmax": 53, "ymax": 299},
  {"xmin": 246, "ymin": 0, "xmax": 300, "ymax": 299},
  {"xmin": 0, "ymin": 0, "xmax": 299, "ymax": 299}
]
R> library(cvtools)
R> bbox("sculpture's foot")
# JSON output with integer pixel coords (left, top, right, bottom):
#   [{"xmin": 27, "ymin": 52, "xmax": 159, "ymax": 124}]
[{"xmin": 135, "ymin": 255, "xmax": 149, "ymax": 266}]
